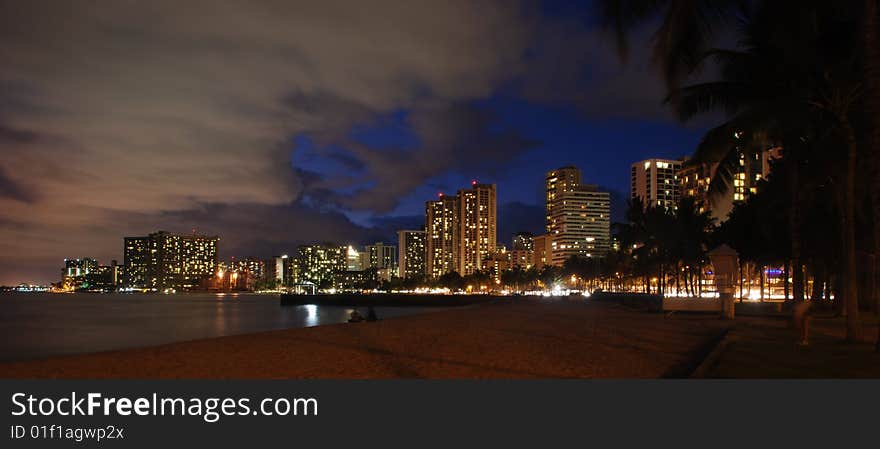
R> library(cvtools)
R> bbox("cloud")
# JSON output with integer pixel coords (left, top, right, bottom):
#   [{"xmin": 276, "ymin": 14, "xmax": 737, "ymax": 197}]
[
  {"xmin": 0, "ymin": 0, "xmax": 539, "ymax": 283},
  {"xmin": 0, "ymin": 166, "xmax": 36, "ymax": 203},
  {"xmin": 0, "ymin": 199, "xmax": 389, "ymax": 285},
  {"xmin": 299, "ymin": 102, "xmax": 541, "ymax": 212}
]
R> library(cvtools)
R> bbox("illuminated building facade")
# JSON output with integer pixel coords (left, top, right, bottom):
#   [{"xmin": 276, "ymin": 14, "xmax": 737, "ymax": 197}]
[
  {"xmin": 630, "ymin": 158, "xmax": 682, "ymax": 209},
  {"xmin": 398, "ymin": 230, "xmax": 426, "ymax": 279},
  {"xmin": 531, "ymin": 234, "xmax": 552, "ymax": 270},
  {"xmin": 483, "ymin": 249, "xmax": 510, "ymax": 283},
  {"xmin": 510, "ymin": 232, "xmax": 534, "ymax": 268},
  {"xmin": 63, "ymin": 258, "xmax": 98, "ymax": 278},
  {"xmin": 457, "ymin": 183, "xmax": 497, "ymax": 276},
  {"xmin": 425, "ymin": 194, "xmax": 459, "ymax": 278},
  {"xmin": 123, "ymin": 236, "xmax": 152, "ymax": 289},
  {"xmin": 123, "ymin": 231, "xmax": 218, "ymax": 290},
  {"xmin": 678, "ymin": 145, "xmax": 783, "ymax": 221},
  {"xmin": 545, "ymin": 166, "xmax": 582, "ymax": 233},
  {"xmin": 180, "ymin": 234, "xmax": 219, "ymax": 289},
  {"xmin": 216, "ymin": 258, "xmax": 265, "ymax": 291},
  {"xmin": 334, "ymin": 269, "xmax": 377, "ymax": 291},
  {"xmin": 296, "ymin": 243, "xmax": 347, "ymax": 287},
  {"xmin": 545, "ymin": 167, "xmax": 611, "ymax": 264},
  {"xmin": 364, "ymin": 242, "xmax": 397, "ymax": 272},
  {"xmin": 346, "ymin": 246, "xmax": 363, "ymax": 271},
  {"xmin": 678, "ymin": 158, "xmax": 716, "ymax": 214},
  {"xmin": 266, "ymin": 255, "xmax": 293, "ymax": 288},
  {"xmin": 61, "ymin": 258, "xmax": 121, "ymax": 291}
]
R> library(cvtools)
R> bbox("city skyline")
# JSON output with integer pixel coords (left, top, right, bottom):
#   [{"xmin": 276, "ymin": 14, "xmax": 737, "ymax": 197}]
[
  {"xmin": 0, "ymin": 1, "xmax": 708, "ymax": 285},
  {"xmin": 28, "ymin": 163, "xmax": 626, "ymax": 288},
  {"xmin": 3, "ymin": 160, "xmax": 687, "ymax": 286}
]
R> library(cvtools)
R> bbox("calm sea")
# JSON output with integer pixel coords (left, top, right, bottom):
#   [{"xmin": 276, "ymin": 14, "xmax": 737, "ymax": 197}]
[{"xmin": 0, "ymin": 292, "xmax": 437, "ymax": 362}]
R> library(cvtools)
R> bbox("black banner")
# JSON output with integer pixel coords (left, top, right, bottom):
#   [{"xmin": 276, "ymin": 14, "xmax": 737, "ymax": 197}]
[{"xmin": 2, "ymin": 380, "xmax": 877, "ymax": 447}]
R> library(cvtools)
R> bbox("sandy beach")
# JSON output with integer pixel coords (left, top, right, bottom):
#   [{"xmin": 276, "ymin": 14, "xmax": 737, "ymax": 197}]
[{"xmin": 0, "ymin": 300, "xmax": 730, "ymax": 379}]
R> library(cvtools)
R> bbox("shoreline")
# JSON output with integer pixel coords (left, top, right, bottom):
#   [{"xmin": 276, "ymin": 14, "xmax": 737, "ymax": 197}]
[
  {"xmin": 0, "ymin": 301, "xmax": 730, "ymax": 379},
  {"xmin": 280, "ymin": 293, "xmax": 505, "ymax": 307}
]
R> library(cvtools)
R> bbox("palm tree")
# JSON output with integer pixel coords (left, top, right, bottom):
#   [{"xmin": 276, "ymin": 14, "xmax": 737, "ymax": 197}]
[
  {"xmin": 673, "ymin": 197, "xmax": 714, "ymax": 296},
  {"xmin": 599, "ymin": 0, "xmax": 874, "ymax": 343},
  {"xmin": 644, "ymin": 3, "xmax": 863, "ymax": 338},
  {"xmin": 596, "ymin": 0, "xmax": 741, "ymax": 93}
]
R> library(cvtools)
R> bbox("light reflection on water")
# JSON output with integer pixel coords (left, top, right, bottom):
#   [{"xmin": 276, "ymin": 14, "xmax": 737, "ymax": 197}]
[
  {"xmin": 0, "ymin": 292, "xmax": 437, "ymax": 362},
  {"xmin": 304, "ymin": 304, "xmax": 318, "ymax": 327}
]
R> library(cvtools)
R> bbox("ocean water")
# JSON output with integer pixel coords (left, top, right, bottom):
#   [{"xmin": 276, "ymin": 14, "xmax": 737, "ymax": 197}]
[{"xmin": 0, "ymin": 292, "xmax": 436, "ymax": 362}]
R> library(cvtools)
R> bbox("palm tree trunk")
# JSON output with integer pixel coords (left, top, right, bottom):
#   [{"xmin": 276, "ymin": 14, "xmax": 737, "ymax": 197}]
[
  {"xmin": 675, "ymin": 264, "xmax": 680, "ymax": 296},
  {"xmin": 783, "ymin": 262, "xmax": 790, "ymax": 301},
  {"xmin": 841, "ymin": 118, "xmax": 863, "ymax": 342},
  {"xmin": 698, "ymin": 268, "xmax": 702, "ymax": 298},
  {"xmin": 863, "ymin": 0, "xmax": 880, "ymax": 351},
  {"xmin": 738, "ymin": 260, "xmax": 744, "ymax": 302},
  {"xmin": 810, "ymin": 263, "xmax": 823, "ymax": 301},
  {"xmin": 760, "ymin": 266, "xmax": 765, "ymax": 302},
  {"xmin": 789, "ymin": 162, "xmax": 805, "ymax": 302}
]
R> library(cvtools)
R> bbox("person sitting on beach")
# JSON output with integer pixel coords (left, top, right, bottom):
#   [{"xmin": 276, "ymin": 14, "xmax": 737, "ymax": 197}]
[
  {"xmin": 349, "ymin": 309, "xmax": 364, "ymax": 323},
  {"xmin": 366, "ymin": 306, "xmax": 378, "ymax": 322}
]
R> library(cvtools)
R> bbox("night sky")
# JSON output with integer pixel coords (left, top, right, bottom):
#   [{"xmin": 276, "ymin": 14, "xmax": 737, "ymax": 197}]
[{"xmin": 0, "ymin": 0, "xmax": 709, "ymax": 284}]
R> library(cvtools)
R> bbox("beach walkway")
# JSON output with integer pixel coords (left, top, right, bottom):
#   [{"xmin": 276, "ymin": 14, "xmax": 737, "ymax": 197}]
[
  {"xmin": 701, "ymin": 314, "xmax": 880, "ymax": 378},
  {"xmin": 0, "ymin": 300, "xmax": 729, "ymax": 379}
]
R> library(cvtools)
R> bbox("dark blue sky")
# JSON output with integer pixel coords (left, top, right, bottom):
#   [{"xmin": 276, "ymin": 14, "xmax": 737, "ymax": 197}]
[{"xmin": 291, "ymin": 94, "xmax": 707, "ymax": 242}]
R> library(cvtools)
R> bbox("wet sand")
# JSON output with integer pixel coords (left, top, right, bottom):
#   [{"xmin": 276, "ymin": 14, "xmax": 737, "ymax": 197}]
[{"xmin": 0, "ymin": 300, "xmax": 730, "ymax": 379}]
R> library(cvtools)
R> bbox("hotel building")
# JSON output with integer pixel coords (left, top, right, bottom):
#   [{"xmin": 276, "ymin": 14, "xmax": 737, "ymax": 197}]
[
  {"xmin": 510, "ymin": 232, "xmax": 534, "ymax": 268},
  {"xmin": 398, "ymin": 230, "xmax": 427, "ymax": 279},
  {"xmin": 545, "ymin": 167, "xmax": 611, "ymax": 265},
  {"xmin": 364, "ymin": 242, "xmax": 397, "ymax": 272},
  {"xmin": 425, "ymin": 193, "xmax": 459, "ymax": 278},
  {"xmin": 457, "ymin": 182, "xmax": 497, "ymax": 276},
  {"xmin": 678, "ymin": 145, "xmax": 783, "ymax": 221},
  {"xmin": 531, "ymin": 234, "xmax": 552, "ymax": 270},
  {"xmin": 630, "ymin": 158, "xmax": 682, "ymax": 209},
  {"xmin": 123, "ymin": 231, "xmax": 218, "ymax": 290},
  {"xmin": 545, "ymin": 166, "xmax": 582, "ymax": 233},
  {"xmin": 296, "ymin": 243, "xmax": 347, "ymax": 286}
]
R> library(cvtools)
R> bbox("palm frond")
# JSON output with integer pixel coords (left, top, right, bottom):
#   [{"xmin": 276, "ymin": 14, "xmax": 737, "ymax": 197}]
[
  {"xmin": 668, "ymin": 81, "xmax": 749, "ymax": 121},
  {"xmin": 594, "ymin": 0, "xmax": 668, "ymax": 61}
]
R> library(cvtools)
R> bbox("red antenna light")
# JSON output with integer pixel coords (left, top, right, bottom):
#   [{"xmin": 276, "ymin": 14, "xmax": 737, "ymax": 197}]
[
  {"xmin": 471, "ymin": 179, "xmax": 477, "ymax": 185},
  {"xmin": 438, "ymin": 192, "xmax": 444, "ymax": 197}
]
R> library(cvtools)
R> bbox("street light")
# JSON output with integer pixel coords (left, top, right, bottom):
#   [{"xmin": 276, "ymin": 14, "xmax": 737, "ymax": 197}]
[{"xmin": 708, "ymin": 244, "xmax": 738, "ymax": 319}]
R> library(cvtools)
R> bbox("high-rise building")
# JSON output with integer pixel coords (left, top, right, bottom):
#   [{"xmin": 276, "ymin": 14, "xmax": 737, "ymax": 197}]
[
  {"xmin": 457, "ymin": 182, "xmax": 497, "ymax": 276},
  {"xmin": 180, "ymin": 233, "xmax": 219, "ymax": 289},
  {"xmin": 265, "ymin": 254, "xmax": 299, "ymax": 287},
  {"xmin": 346, "ymin": 246, "xmax": 363, "ymax": 271},
  {"xmin": 549, "ymin": 186, "xmax": 611, "ymax": 264},
  {"xmin": 483, "ymin": 249, "xmax": 510, "ymax": 284},
  {"xmin": 123, "ymin": 236, "xmax": 152, "ymax": 289},
  {"xmin": 218, "ymin": 257, "xmax": 265, "ymax": 291},
  {"xmin": 398, "ymin": 230, "xmax": 426, "ymax": 279},
  {"xmin": 61, "ymin": 257, "xmax": 105, "ymax": 291},
  {"xmin": 296, "ymin": 243, "xmax": 347, "ymax": 287},
  {"xmin": 511, "ymin": 232, "xmax": 534, "ymax": 268},
  {"xmin": 630, "ymin": 158, "xmax": 682, "ymax": 209},
  {"xmin": 425, "ymin": 193, "xmax": 459, "ymax": 278},
  {"xmin": 364, "ymin": 242, "xmax": 397, "ymax": 272},
  {"xmin": 678, "ymin": 146, "xmax": 783, "ymax": 221},
  {"xmin": 545, "ymin": 167, "xmax": 611, "ymax": 264},
  {"xmin": 532, "ymin": 234, "xmax": 552, "ymax": 270},
  {"xmin": 63, "ymin": 258, "xmax": 98, "ymax": 278},
  {"xmin": 678, "ymin": 158, "xmax": 716, "ymax": 214},
  {"xmin": 545, "ymin": 166, "xmax": 582, "ymax": 233},
  {"xmin": 123, "ymin": 231, "xmax": 218, "ymax": 291}
]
